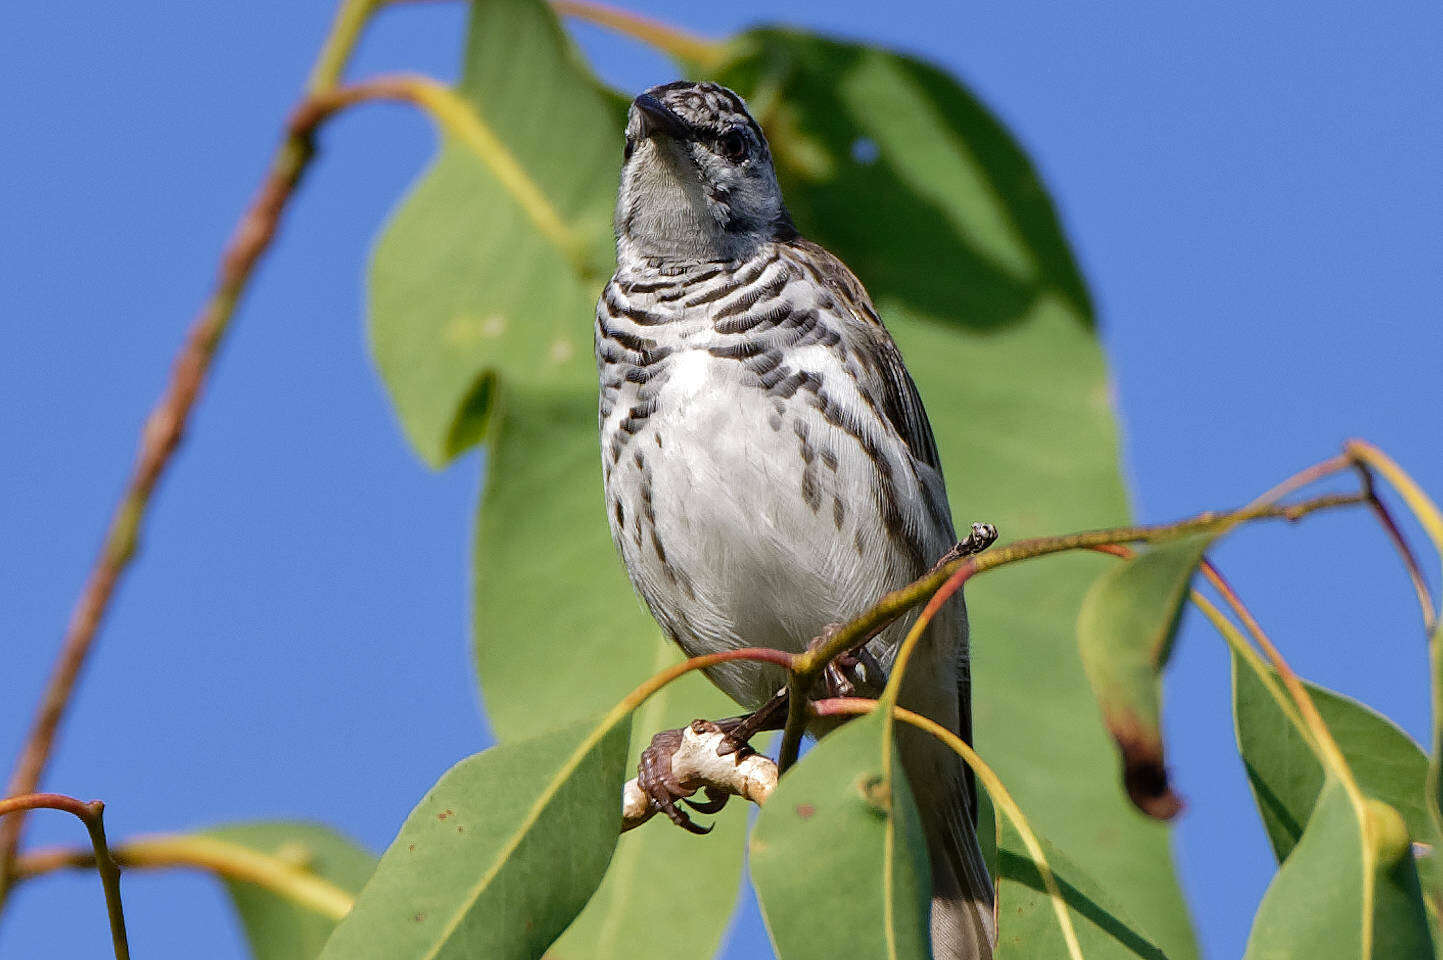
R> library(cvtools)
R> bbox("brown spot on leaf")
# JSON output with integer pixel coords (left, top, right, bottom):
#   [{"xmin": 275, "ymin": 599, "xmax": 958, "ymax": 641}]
[
  {"xmin": 1108, "ymin": 716, "xmax": 1183, "ymax": 820},
  {"xmin": 413, "ymin": 913, "xmax": 426, "ymax": 923},
  {"xmin": 795, "ymin": 803, "xmax": 815, "ymax": 820},
  {"xmin": 438, "ymin": 809, "xmax": 453, "ymax": 821}
]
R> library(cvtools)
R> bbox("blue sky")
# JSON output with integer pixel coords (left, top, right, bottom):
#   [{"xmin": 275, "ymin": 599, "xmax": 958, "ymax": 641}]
[{"xmin": 2, "ymin": 2, "xmax": 1440, "ymax": 957}]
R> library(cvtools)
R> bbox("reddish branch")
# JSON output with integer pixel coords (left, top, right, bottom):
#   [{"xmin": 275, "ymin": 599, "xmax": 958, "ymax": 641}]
[{"xmin": 0, "ymin": 794, "xmax": 128, "ymax": 959}]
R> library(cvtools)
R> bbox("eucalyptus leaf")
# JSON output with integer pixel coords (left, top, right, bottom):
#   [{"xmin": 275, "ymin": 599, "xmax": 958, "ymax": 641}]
[
  {"xmin": 1242, "ymin": 780, "xmax": 1431, "ymax": 959},
  {"xmin": 203, "ymin": 822, "xmax": 374, "ymax": 960},
  {"xmin": 1233, "ymin": 658, "xmax": 1433, "ymax": 862},
  {"xmin": 368, "ymin": 0, "xmax": 617, "ymax": 469},
  {"xmin": 1076, "ymin": 534, "xmax": 1217, "ymax": 819},
  {"xmin": 474, "ymin": 387, "xmax": 752, "ymax": 960},
  {"xmin": 317, "ymin": 715, "xmax": 630, "ymax": 960},
  {"xmin": 750, "ymin": 711, "xmax": 932, "ymax": 960},
  {"xmin": 369, "ymin": 0, "xmax": 754, "ymax": 953},
  {"xmin": 994, "ymin": 820, "xmax": 1169, "ymax": 959}
]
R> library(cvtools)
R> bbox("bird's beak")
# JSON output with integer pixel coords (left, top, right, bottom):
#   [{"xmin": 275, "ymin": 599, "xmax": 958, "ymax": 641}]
[{"xmin": 632, "ymin": 93, "xmax": 691, "ymax": 141}]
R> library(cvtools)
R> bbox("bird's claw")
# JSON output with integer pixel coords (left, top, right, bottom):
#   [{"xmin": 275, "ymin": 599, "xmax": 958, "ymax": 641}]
[
  {"xmin": 682, "ymin": 786, "xmax": 731, "ymax": 815},
  {"xmin": 637, "ymin": 720, "xmax": 739, "ymax": 834}
]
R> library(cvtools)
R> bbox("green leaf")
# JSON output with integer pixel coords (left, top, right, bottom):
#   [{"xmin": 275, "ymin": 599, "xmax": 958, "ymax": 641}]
[
  {"xmin": 1076, "ymin": 534, "xmax": 1217, "ymax": 819},
  {"xmin": 368, "ymin": 0, "xmax": 617, "ymax": 468},
  {"xmin": 317, "ymin": 715, "xmax": 630, "ymax": 960},
  {"xmin": 552, "ymin": 672, "xmax": 752, "ymax": 958},
  {"xmin": 202, "ymin": 822, "xmax": 374, "ymax": 960},
  {"xmin": 707, "ymin": 32, "xmax": 1197, "ymax": 957},
  {"xmin": 994, "ymin": 821, "xmax": 1170, "ymax": 959},
  {"xmin": 1243, "ymin": 780, "xmax": 1432, "ymax": 959},
  {"xmin": 369, "ymin": 0, "xmax": 754, "ymax": 951},
  {"xmin": 474, "ymin": 387, "xmax": 752, "ymax": 959},
  {"xmin": 750, "ymin": 711, "xmax": 931, "ymax": 960},
  {"xmin": 1233, "ymin": 659, "xmax": 1434, "ymax": 862}
]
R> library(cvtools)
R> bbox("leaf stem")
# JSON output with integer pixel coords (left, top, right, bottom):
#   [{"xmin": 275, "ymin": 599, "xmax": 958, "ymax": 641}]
[
  {"xmin": 549, "ymin": 0, "xmax": 729, "ymax": 70},
  {"xmin": 14, "ymin": 833, "xmax": 355, "ymax": 921},
  {"xmin": 0, "ymin": 0, "xmax": 393, "ymax": 901},
  {"xmin": 776, "ymin": 672, "xmax": 809, "ymax": 773},
  {"xmin": 0, "ymin": 794, "xmax": 128, "ymax": 960},
  {"xmin": 304, "ymin": 74, "xmax": 590, "ymax": 275},
  {"xmin": 1202, "ymin": 564, "xmax": 1362, "ymax": 803},
  {"xmin": 1347, "ymin": 440, "xmax": 1443, "ymax": 629}
]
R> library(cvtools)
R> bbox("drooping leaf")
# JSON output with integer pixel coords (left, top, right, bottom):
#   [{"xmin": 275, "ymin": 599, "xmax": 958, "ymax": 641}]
[
  {"xmin": 200, "ymin": 822, "xmax": 374, "ymax": 960},
  {"xmin": 994, "ymin": 820, "xmax": 1170, "ymax": 959},
  {"xmin": 317, "ymin": 714, "xmax": 630, "ymax": 960},
  {"xmin": 1233, "ymin": 658, "xmax": 1433, "ymax": 863},
  {"xmin": 1076, "ymin": 533, "xmax": 1218, "ymax": 820},
  {"xmin": 750, "ymin": 711, "xmax": 931, "ymax": 960},
  {"xmin": 1242, "ymin": 779, "xmax": 1431, "ymax": 959}
]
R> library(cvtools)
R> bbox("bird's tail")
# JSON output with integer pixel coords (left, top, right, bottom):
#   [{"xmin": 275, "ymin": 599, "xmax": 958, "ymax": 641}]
[{"xmin": 896, "ymin": 719, "xmax": 996, "ymax": 960}]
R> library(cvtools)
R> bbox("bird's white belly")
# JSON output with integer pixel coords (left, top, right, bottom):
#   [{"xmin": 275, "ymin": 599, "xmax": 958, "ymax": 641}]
[{"xmin": 605, "ymin": 347, "xmax": 903, "ymax": 707}]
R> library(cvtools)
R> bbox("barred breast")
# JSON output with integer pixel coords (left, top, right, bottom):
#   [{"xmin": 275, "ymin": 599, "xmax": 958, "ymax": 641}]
[{"xmin": 595, "ymin": 242, "xmax": 954, "ymax": 710}]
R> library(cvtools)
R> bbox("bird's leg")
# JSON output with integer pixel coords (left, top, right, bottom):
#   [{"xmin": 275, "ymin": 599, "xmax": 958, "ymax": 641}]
[
  {"xmin": 930, "ymin": 521, "xmax": 999, "ymax": 573},
  {"xmin": 713, "ymin": 692, "xmax": 789, "ymax": 758},
  {"xmin": 657, "ymin": 527, "xmax": 999, "ymax": 824}
]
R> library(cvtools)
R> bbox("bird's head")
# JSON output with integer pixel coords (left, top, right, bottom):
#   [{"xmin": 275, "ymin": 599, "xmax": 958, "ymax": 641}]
[{"xmin": 615, "ymin": 81, "xmax": 794, "ymax": 264}]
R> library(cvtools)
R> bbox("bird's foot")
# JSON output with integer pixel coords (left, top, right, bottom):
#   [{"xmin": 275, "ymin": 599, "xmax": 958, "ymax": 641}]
[
  {"xmin": 932, "ymin": 521, "xmax": 999, "ymax": 572},
  {"xmin": 810, "ymin": 623, "xmax": 886, "ymax": 700},
  {"xmin": 638, "ymin": 719, "xmax": 744, "ymax": 833}
]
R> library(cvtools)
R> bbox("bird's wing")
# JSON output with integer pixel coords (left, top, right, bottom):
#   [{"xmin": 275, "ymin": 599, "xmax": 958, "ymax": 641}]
[
  {"xmin": 781, "ymin": 238, "xmax": 944, "ymax": 474},
  {"xmin": 782, "ymin": 235, "xmax": 976, "ymax": 811}
]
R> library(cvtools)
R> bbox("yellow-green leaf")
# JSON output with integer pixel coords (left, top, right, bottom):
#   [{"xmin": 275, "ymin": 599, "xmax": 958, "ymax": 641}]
[
  {"xmin": 750, "ymin": 711, "xmax": 931, "ymax": 960},
  {"xmin": 1076, "ymin": 534, "xmax": 1216, "ymax": 820},
  {"xmin": 1242, "ymin": 780, "xmax": 1431, "ymax": 959},
  {"xmin": 317, "ymin": 715, "xmax": 629, "ymax": 960}
]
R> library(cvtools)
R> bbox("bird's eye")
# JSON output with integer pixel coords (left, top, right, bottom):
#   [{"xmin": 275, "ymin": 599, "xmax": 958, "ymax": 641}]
[
  {"xmin": 718, "ymin": 129, "xmax": 747, "ymax": 162},
  {"xmin": 623, "ymin": 137, "xmax": 635, "ymax": 162}
]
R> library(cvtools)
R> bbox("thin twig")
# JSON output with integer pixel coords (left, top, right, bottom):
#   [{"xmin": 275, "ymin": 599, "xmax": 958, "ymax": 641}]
[
  {"xmin": 776, "ymin": 672, "xmax": 809, "ymax": 774},
  {"xmin": 1355, "ymin": 465, "xmax": 1436, "ymax": 632},
  {"xmin": 0, "ymin": 794, "xmax": 128, "ymax": 960},
  {"xmin": 0, "ymin": 3, "xmax": 388, "ymax": 894},
  {"xmin": 798, "ymin": 491, "xmax": 1368, "ymax": 685},
  {"xmin": 775, "ymin": 490, "xmax": 1368, "ymax": 766},
  {"xmin": 550, "ymin": 0, "xmax": 728, "ymax": 69},
  {"xmin": 302, "ymin": 75, "xmax": 589, "ymax": 273},
  {"xmin": 15, "ymin": 833, "xmax": 355, "ymax": 921}
]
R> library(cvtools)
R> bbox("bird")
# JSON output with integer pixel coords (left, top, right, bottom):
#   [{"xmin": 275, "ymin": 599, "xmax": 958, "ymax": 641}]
[{"xmin": 594, "ymin": 81, "xmax": 996, "ymax": 959}]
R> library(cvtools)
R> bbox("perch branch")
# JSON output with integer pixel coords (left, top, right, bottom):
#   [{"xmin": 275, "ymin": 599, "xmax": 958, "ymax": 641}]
[
  {"xmin": 775, "ymin": 489, "xmax": 1369, "ymax": 766},
  {"xmin": 621, "ymin": 724, "xmax": 778, "ymax": 831},
  {"xmin": 0, "ymin": 794, "xmax": 128, "ymax": 959}
]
